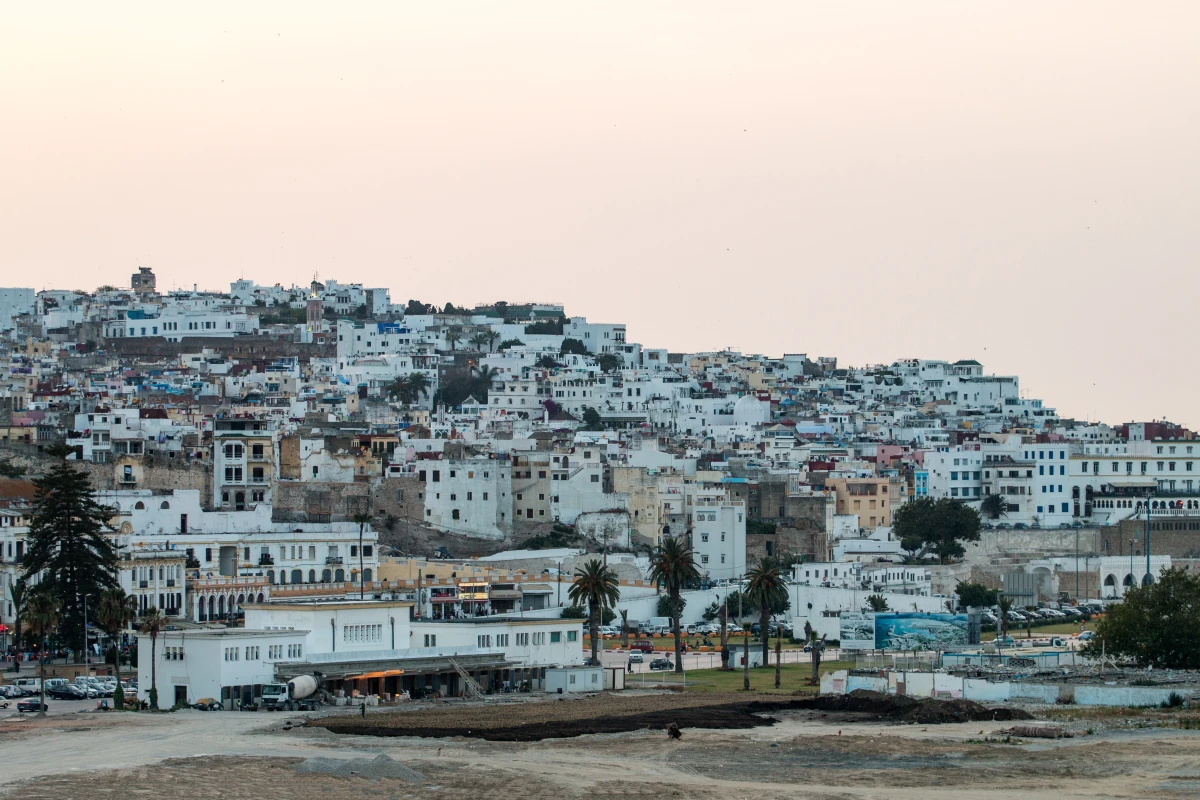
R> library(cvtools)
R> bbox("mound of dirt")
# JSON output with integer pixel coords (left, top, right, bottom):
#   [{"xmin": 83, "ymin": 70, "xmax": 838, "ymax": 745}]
[
  {"xmin": 294, "ymin": 754, "xmax": 424, "ymax": 782},
  {"xmin": 791, "ymin": 690, "xmax": 1033, "ymax": 724}
]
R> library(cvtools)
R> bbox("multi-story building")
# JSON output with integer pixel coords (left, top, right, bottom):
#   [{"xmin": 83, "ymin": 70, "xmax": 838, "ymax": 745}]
[{"xmin": 212, "ymin": 417, "xmax": 278, "ymax": 510}]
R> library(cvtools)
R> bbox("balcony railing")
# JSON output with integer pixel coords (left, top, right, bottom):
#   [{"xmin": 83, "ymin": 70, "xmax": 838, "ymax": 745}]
[
  {"xmin": 259, "ymin": 555, "xmax": 275, "ymax": 566},
  {"xmin": 325, "ymin": 556, "xmax": 343, "ymax": 565},
  {"xmin": 166, "ymin": 579, "xmax": 176, "ymax": 587},
  {"xmin": 138, "ymin": 580, "xmax": 149, "ymax": 588}
]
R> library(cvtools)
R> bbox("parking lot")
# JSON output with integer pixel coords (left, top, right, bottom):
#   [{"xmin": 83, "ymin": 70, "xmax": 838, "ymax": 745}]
[{"xmin": 0, "ymin": 696, "xmax": 97, "ymax": 719}]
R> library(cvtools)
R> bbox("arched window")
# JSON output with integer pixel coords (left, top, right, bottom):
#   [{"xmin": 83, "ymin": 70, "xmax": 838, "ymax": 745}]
[
  {"xmin": 363, "ymin": 568, "xmax": 373, "ymax": 583},
  {"xmin": 321, "ymin": 569, "xmax": 331, "ymax": 583},
  {"xmin": 334, "ymin": 569, "xmax": 345, "ymax": 582},
  {"xmin": 217, "ymin": 595, "xmax": 225, "ymax": 617},
  {"xmin": 308, "ymin": 569, "xmax": 316, "ymax": 583},
  {"xmin": 266, "ymin": 570, "xmax": 275, "ymax": 584},
  {"xmin": 291, "ymin": 569, "xmax": 302, "ymax": 584},
  {"xmin": 160, "ymin": 501, "xmax": 170, "ymax": 509},
  {"xmin": 256, "ymin": 593, "xmax": 264, "ymax": 603},
  {"xmin": 134, "ymin": 501, "xmax": 145, "ymax": 510}
]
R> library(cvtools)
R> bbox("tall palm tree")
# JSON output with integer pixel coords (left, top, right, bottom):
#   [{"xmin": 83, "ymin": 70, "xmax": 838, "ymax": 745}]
[
  {"xmin": 24, "ymin": 589, "xmax": 60, "ymax": 716},
  {"xmin": 385, "ymin": 375, "xmax": 411, "ymax": 403},
  {"xmin": 997, "ymin": 596, "xmax": 1013, "ymax": 644},
  {"xmin": 469, "ymin": 332, "xmax": 490, "ymax": 352},
  {"xmin": 746, "ymin": 557, "xmax": 786, "ymax": 665},
  {"xmin": 619, "ymin": 609, "xmax": 630, "ymax": 649},
  {"xmin": 405, "ymin": 372, "xmax": 431, "ymax": 403},
  {"xmin": 445, "ymin": 330, "xmax": 461, "ymax": 351},
  {"xmin": 485, "ymin": 330, "xmax": 501, "ymax": 352},
  {"xmin": 97, "ymin": 587, "xmax": 136, "ymax": 673},
  {"xmin": 567, "ymin": 559, "xmax": 620, "ymax": 665},
  {"xmin": 647, "ymin": 537, "xmax": 700, "ymax": 674},
  {"xmin": 7, "ymin": 577, "xmax": 27, "ymax": 671},
  {"xmin": 138, "ymin": 607, "xmax": 167, "ymax": 709},
  {"xmin": 351, "ymin": 512, "xmax": 374, "ymax": 599}
]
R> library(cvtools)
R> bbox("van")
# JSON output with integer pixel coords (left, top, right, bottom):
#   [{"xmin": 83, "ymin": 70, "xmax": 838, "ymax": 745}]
[
  {"xmin": 43, "ymin": 678, "xmax": 68, "ymax": 690},
  {"xmin": 12, "ymin": 678, "xmax": 41, "ymax": 692}
]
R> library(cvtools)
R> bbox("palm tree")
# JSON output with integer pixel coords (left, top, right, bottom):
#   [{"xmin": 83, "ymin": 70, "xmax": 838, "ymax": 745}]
[
  {"xmin": 567, "ymin": 559, "xmax": 620, "ymax": 665},
  {"xmin": 746, "ymin": 557, "xmax": 786, "ymax": 665},
  {"xmin": 485, "ymin": 330, "xmax": 501, "ymax": 352},
  {"xmin": 24, "ymin": 589, "xmax": 60, "ymax": 717},
  {"xmin": 997, "ymin": 596, "xmax": 1013, "ymax": 644},
  {"xmin": 385, "ymin": 375, "xmax": 411, "ymax": 403},
  {"xmin": 445, "ymin": 330, "xmax": 461, "ymax": 351},
  {"xmin": 469, "ymin": 332, "xmax": 490, "ymax": 352},
  {"xmin": 775, "ymin": 617, "xmax": 783, "ymax": 689},
  {"xmin": 405, "ymin": 372, "xmax": 431, "ymax": 404},
  {"xmin": 647, "ymin": 537, "xmax": 700, "ymax": 674},
  {"xmin": 717, "ymin": 598, "xmax": 731, "ymax": 670},
  {"xmin": 7, "ymin": 577, "xmax": 27, "ymax": 672},
  {"xmin": 866, "ymin": 594, "xmax": 890, "ymax": 612},
  {"xmin": 980, "ymin": 493, "xmax": 1004, "ymax": 520},
  {"xmin": 97, "ymin": 587, "xmax": 136, "ymax": 673},
  {"xmin": 138, "ymin": 607, "xmax": 167, "ymax": 709},
  {"xmin": 619, "ymin": 609, "xmax": 630, "ymax": 649},
  {"xmin": 352, "ymin": 512, "xmax": 374, "ymax": 599}
]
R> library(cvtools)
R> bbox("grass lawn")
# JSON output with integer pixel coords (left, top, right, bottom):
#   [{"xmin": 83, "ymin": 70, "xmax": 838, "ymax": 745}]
[
  {"xmin": 981, "ymin": 620, "xmax": 1095, "ymax": 640},
  {"xmin": 624, "ymin": 661, "xmax": 854, "ymax": 695}
]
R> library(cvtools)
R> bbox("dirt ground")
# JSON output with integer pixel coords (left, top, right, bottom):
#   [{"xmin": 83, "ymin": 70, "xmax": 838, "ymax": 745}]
[
  {"xmin": 313, "ymin": 690, "xmax": 1031, "ymax": 741},
  {"xmin": 3, "ymin": 693, "xmax": 1200, "ymax": 799}
]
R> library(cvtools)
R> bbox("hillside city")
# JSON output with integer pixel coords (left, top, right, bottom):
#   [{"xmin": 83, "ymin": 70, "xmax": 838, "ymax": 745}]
[{"xmin": 0, "ymin": 267, "xmax": 1194, "ymax": 716}]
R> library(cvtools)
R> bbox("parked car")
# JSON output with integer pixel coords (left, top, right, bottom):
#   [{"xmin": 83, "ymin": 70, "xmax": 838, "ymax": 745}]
[
  {"xmin": 995, "ymin": 635, "xmax": 1016, "ymax": 646},
  {"xmin": 627, "ymin": 651, "xmax": 644, "ymax": 664},
  {"xmin": 649, "ymin": 657, "xmax": 673, "ymax": 671},
  {"xmin": 48, "ymin": 684, "xmax": 88, "ymax": 700},
  {"xmin": 1077, "ymin": 631, "xmax": 1095, "ymax": 641},
  {"xmin": 629, "ymin": 639, "xmax": 655, "ymax": 654},
  {"xmin": 17, "ymin": 699, "xmax": 48, "ymax": 713}
]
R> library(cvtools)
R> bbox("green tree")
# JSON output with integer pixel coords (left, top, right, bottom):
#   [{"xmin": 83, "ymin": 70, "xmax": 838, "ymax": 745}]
[
  {"xmin": 746, "ymin": 557, "xmax": 787, "ymax": 664},
  {"xmin": 567, "ymin": 559, "xmax": 621, "ymax": 666},
  {"xmin": 980, "ymin": 493, "xmax": 1004, "ymax": 520},
  {"xmin": 647, "ymin": 537, "xmax": 701, "ymax": 674},
  {"xmin": 138, "ymin": 607, "xmax": 167, "ymax": 709},
  {"xmin": 485, "ymin": 330, "xmax": 501, "ymax": 352},
  {"xmin": 0, "ymin": 458, "xmax": 24, "ymax": 478},
  {"xmin": 596, "ymin": 353, "xmax": 622, "ymax": 373},
  {"xmin": 1085, "ymin": 567, "xmax": 1200, "ymax": 668},
  {"xmin": 469, "ymin": 332, "xmax": 490, "ymax": 351},
  {"xmin": 6, "ymin": 577, "xmax": 27, "ymax": 671},
  {"xmin": 619, "ymin": 609, "xmax": 630, "ymax": 649},
  {"xmin": 97, "ymin": 587, "xmax": 136, "ymax": 671},
  {"xmin": 24, "ymin": 588, "xmax": 60, "ymax": 716},
  {"xmin": 581, "ymin": 407, "xmax": 604, "ymax": 431},
  {"xmin": 656, "ymin": 593, "xmax": 686, "ymax": 618},
  {"xmin": 955, "ymin": 581, "xmax": 998, "ymax": 609},
  {"xmin": 559, "ymin": 337, "xmax": 588, "ymax": 356},
  {"xmin": 536, "ymin": 355, "xmax": 560, "ymax": 369},
  {"xmin": 352, "ymin": 513, "xmax": 374, "ymax": 599},
  {"xmin": 893, "ymin": 497, "xmax": 982, "ymax": 563},
  {"xmin": 866, "ymin": 594, "xmax": 890, "ymax": 612},
  {"xmin": 405, "ymin": 299, "xmax": 431, "ymax": 315},
  {"xmin": 444, "ymin": 330, "xmax": 461, "ymax": 351},
  {"xmin": 497, "ymin": 338, "xmax": 524, "ymax": 351},
  {"xmin": 997, "ymin": 596, "xmax": 1013, "ymax": 642},
  {"xmin": 23, "ymin": 455, "xmax": 119, "ymax": 657}
]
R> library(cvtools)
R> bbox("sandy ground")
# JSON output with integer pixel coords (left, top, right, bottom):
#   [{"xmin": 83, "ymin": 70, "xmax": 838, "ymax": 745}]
[{"xmin": 2, "ymin": 694, "xmax": 1199, "ymax": 799}]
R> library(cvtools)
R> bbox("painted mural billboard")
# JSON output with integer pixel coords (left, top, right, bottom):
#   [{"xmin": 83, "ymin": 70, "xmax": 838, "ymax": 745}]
[{"xmin": 839, "ymin": 612, "xmax": 973, "ymax": 650}]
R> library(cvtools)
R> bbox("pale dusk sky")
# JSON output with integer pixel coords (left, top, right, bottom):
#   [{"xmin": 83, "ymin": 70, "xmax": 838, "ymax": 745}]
[{"xmin": 2, "ymin": 3, "xmax": 1198, "ymax": 425}]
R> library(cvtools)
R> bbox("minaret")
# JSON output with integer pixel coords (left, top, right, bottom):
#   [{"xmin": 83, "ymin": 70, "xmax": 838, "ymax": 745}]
[{"xmin": 306, "ymin": 272, "xmax": 323, "ymax": 335}]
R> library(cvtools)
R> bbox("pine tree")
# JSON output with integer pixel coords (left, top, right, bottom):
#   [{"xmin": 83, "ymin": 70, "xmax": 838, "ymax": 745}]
[{"xmin": 22, "ymin": 456, "xmax": 119, "ymax": 659}]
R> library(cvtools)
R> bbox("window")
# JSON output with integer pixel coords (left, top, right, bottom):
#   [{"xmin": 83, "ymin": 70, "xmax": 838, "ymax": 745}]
[
  {"xmin": 550, "ymin": 631, "xmax": 562, "ymax": 643},
  {"xmin": 566, "ymin": 630, "xmax": 577, "ymax": 642},
  {"xmin": 496, "ymin": 634, "xmax": 509, "ymax": 646},
  {"xmin": 516, "ymin": 632, "xmax": 529, "ymax": 646},
  {"xmin": 424, "ymin": 634, "xmax": 437, "ymax": 647},
  {"xmin": 701, "ymin": 533, "xmax": 709, "ymax": 542},
  {"xmin": 701, "ymin": 554, "xmax": 710, "ymax": 564}
]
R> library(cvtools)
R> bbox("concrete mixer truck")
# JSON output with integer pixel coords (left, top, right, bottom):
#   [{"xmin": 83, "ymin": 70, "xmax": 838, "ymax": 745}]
[{"xmin": 260, "ymin": 675, "xmax": 321, "ymax": 711}]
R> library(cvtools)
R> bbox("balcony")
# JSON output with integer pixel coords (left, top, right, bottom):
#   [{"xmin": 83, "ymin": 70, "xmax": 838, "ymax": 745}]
[
  {"xmin": 166, "ymin": 579, "xmax": 176, "ymax": 587},
  {"xmin": 138, "ymin": 580, "xmax": 149, "ymax": 588},
  {"xmin": 325, "ymin": 556, "xmax": 343, "ymax": 565},
  {"xmin": 259, "ymin": 555, "xmax": 275, "ymax": 566}
]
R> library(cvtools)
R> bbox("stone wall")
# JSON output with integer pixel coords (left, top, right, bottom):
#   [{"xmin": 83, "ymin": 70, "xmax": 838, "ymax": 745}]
[
  {"xmin": 109, "ymin": 336, "xmax": 334, "ymax": 362},
  {"xmin": 1106, "ymin": 516, "xmax": 1200, "ymax": 559}
]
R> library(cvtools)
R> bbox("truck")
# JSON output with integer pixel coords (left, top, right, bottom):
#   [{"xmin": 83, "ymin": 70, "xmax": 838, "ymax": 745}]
[{"xmin": 260, "ymin": 675, "xmax": 321, "ymax": 711}]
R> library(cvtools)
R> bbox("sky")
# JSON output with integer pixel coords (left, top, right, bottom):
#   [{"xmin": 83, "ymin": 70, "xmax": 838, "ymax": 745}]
[{"xmin": 2, "ymin": 3, "xmax": 1198, "ymax": 427}]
